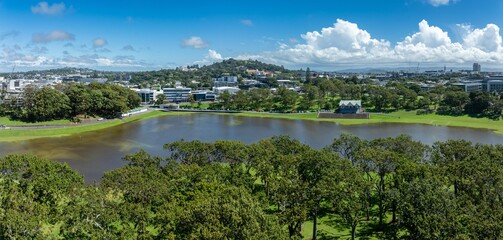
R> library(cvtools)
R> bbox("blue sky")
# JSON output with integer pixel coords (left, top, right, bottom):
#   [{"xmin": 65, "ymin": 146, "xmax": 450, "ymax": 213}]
[{"xmin": 1, "ymin": 0, "xmax": 503, "ymax": 71}]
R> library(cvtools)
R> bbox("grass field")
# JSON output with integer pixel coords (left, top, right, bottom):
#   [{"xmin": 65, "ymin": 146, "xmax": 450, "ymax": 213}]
[
  {"xmin": 301, "ymin": 214, "xmax": 381, "ymax": 240},
  {"xmin": 227, "ymin": 111, "xmax": 503, "ymax": 135},
  {"xmin": 0, "ymin": 111, "xmax": 192, "ymax": 142},
  {"xmin": 0, "ymin": 116, "xmax": 72, "ymax": 126}
]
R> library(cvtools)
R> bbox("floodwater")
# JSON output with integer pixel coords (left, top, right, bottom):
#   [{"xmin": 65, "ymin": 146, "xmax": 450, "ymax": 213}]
[{"xmin": 1, "ymin": 114, "xmax": 502, "ymax": 183}]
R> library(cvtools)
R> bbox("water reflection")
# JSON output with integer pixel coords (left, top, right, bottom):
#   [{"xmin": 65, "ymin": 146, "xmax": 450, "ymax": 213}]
[{"xmin": 0, "ymin": 114, "xmax": 502, "ymax": 183}]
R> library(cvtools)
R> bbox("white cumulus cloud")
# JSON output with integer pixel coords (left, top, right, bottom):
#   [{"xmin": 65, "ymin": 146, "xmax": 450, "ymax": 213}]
[
  {"xmin": 207, "ymin": 49, "xmax": 223, "ymax": 61},
  {"xmin": 400, "ymin": 20, "xmax": 451, "ymax": 48},
  {"xmin": 461, "ymin": 23, "xmax": 502, "ymax": 52},
  {"xmin": 302, "ymin": 19, "xmax": 390, "ymax": 51},
  {"xmin": 237, "ymin": 19, "xmax": 503, "ymax": 69},
  {"xmin": 32, "ymin": 30, "xmax": 74, "ymax": 43},
  {"xmin": 183, "ymin": 36, "xmax": 208, "ymax": 49},
  {"xmin": 31, "ymin": 2, "xmax": 66, "ymax": 15},
  {"xmin": 93, "ymin": 38, "xmax": 108, "ymax": 48},
  {"xmin": 194, "ymin": 49, "xmax": 225, "ymax": 65},
  {"xmin": 427, "ymin": 0, "xmax": 455, "ymax": 7}
]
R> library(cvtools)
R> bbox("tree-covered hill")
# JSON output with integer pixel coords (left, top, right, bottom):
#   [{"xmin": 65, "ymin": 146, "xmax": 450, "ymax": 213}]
[
  {"xmin": 129, "ymin": 59, "xmax": 296, "ymax": 88},
  {"xmin": 199, "ymin": 58, "xmax": 288, "ymax": 74}
]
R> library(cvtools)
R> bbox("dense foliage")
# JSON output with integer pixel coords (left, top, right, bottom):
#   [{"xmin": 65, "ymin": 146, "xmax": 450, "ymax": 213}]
[
  {"xmin": 1, "ymin": 135, "xmax": 503, "ymax": 239},
  {"xmin": 0, "ymin": 83, "xmax": 141, "ymax": 122}
]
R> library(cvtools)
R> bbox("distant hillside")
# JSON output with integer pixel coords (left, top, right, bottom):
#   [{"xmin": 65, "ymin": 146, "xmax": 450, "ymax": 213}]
[{"xmin": 200, "ymin": 59, "xmax": 288, "ymax": 74}]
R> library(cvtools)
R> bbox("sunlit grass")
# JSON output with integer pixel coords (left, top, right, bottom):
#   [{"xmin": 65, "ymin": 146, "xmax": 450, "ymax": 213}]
[
  {"xmin": 220, "ymin": 111, "xmax": 503, "ymax": 134},
  {"xmin": 0, "ymin": 116, "xmax": 71, "ymax": 126},
  {"xmin": 0, "ymin": 111, "xmax": 192, "ymax": 142}
]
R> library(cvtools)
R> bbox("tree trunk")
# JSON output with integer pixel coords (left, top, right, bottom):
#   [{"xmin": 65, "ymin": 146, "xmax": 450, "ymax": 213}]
[
  {"xmin": 288, "ymin": 225, "xmax": 295, "ymax": 238},
  {"xmin": 312, "ymin": 204, "xmax": 318, "ymax": 240},
  {"xmin": 379, "ymin": 174, "xmax": 385, "ymax": 226},
  {"xmin": 351, "ymin": 223, "xmax": 357, "ymax": 240},
  {"xmin": 392, "ymin": 206, "xmax": 396, "ymax": 223},
  {"xmin": 288, "ymin": 222, "xmax": 302, "ymax": 238}
]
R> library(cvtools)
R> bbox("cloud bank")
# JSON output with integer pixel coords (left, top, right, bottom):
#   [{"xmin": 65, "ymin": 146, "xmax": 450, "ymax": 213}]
[
  {"xmin": 32, "ymin": 30, "xmax": 74, "ymax": 43},
  {"xmin": 237, "ymin": 19, "xmax": 503, "ymax": 68}
]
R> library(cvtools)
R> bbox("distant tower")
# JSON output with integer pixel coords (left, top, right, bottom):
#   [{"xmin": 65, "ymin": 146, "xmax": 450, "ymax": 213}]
[{"xmin": 473, "ymin": 63, "xmax": 481, "ymax": 72}]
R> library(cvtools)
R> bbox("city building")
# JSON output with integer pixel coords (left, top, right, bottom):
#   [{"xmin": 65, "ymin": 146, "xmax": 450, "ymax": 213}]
[
  {"xmin": 277, "ymin": 79, "xmax": 295, "ymax": 88},
  {"xmin": 452, "ymin": 81, "xmax": 483, "ymax": 93},
  {"xmin": 473, "ymin": 63, "xmax": 481, "ymax": 73},
  {"xmin": 452, "ymin": 77, "xmax": 503, "ymax": 93},
  {"xmin": 213, "ymin": 76, "xmax": 238, "ymax": 87},
  {"xmin": 163, "ymin": 87, "xmax": 191, "ymax": 102},
  {"xmin": 135, "ymin": 89, "xmax": 163, "ymax": 103},
  {"xmin": 483, "ymin": 77, "xmax": 503, "ymax": 92},
  {"xmin": 213, "ymin": 86, "xmax": 240, "ymax": 95},
  {"xmin": 191, "ymin": 90, "xmax": 216, "ymax": 102}
]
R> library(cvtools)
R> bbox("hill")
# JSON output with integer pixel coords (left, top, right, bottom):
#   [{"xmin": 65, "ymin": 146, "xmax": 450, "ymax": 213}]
[{"xmin": 200, "ymin": 58, "xmax": 288, "ymax": 74}]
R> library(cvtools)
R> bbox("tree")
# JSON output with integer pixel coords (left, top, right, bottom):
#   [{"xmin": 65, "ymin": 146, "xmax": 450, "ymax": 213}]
[
  {"xmin": 359, "ymin": 148, "xmax": 401, "ymax": 226},
  {"xmin": 333, "ymin": 165, "xmax": 368, "ymax": 240},
  {"xmin": 465, "ymin": 91, "xmax": 492, "ymax": 115},
  {"xmin": 326, "ymin": 133, "xmax": 367, "ymax": 166},
  {"xmin": 298, "ymin": 149, "xmax": 344, "ymax": 240},
  {"xmin": 438, "ymin": 91, "xmax": 469, "ymax": 115},
  {"xmin": 432, "ymin": 139, "xmax": 474, "ymax": 196},
  {"xmin": 175, "ymin": 182, "xmax": 286, "ymax": 240},
  {"xmin": 251, "ymin": 136, "xmax": 311, "ymax": 238},
  {"xmin": 485, "ymin": 99, "xmax": 503, "ymax": 119},
  {"xmin": 64, "ymin": 83, "xmax": 92, "ymax": 117},
  {"xmin": 367, "ymin": 86, "xmax": 397, "ymax": 111},
  {"xmin": 155, "ymin": 93, "xmax": 166, "ymax": 106},
  {"xmin": 29, "ymin": 86, "xmax": 71, "ymax": 121},
  {"xmin": 219, "ymin": 90, "xmax": 232, "ymax": 110},
  {"xmin": 276, "ymin": 87, "xmax": 298, "ymax": 112},
  {"xmin": 398, "ymin": 175, "xmax": 460, "ymax": 239}
]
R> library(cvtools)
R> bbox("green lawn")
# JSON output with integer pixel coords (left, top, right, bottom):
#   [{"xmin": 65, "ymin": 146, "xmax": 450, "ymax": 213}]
[
  {"xmin": 301, "ymin": 214, "xmax": 381, "ymax": 240},
  {"xmin": 0, "ymin": 116, "xmax": 72, "ymax": 126},
  {"xmin": 0, "ymin": 111, "xmax": 192, "ymax": 142},
  {"xmin": 225, "ymin": 111, "xmax": 503, "ymax": 135}
]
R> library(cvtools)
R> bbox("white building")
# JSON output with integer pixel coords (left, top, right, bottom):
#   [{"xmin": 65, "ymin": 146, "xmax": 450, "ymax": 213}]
[
  {"xmin": 213, "ymin": 86, "xmax": 240, "ymax": 95},
  {"xmin": 135, "ymin": 89, "xmax": 163, "ymax": 103},
  {"xmin": 213, "ymin": 76, "xmax": 238, "ymax": 87},
  {"xmin": 163, "ymin": 87, "xmax": 191, "ymax": 102}
]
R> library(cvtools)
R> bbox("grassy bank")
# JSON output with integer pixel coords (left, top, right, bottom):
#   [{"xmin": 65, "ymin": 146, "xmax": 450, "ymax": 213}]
[
  {"xmin": 0, "ymin": 111, "xmax": 192, "ymax": 142},
  {"xmin": 0, "ymin": 116, "xmax": 71, "ymax": 126},
  {"xmin": 227, "ymin": 111, "xmax": 503, "ymax": 134}
]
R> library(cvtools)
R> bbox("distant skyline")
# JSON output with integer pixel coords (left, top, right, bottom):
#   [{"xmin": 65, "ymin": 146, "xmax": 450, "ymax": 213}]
[{"xmin": 1, "ymin": 0, "xmax": 503, "ymax": 72}]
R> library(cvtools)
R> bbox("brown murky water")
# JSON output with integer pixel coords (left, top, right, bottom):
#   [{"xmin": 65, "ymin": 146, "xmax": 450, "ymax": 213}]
[{"xmin": 1, "ymin": 114, "xmax": 502, "ymax": 183}]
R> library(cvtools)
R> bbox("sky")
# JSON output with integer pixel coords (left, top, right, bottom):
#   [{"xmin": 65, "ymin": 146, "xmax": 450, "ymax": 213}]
[{"xmin": 1, "ymin": 0, "xmax": 503, "ymax": 72}]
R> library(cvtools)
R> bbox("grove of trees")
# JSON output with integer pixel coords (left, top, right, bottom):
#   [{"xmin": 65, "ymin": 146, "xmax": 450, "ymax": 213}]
[
  {"xmin": 203, "ymin": 77, "xmax": 503, "ymax": 119},
  {"xmin": 0, "ymin": 82, "xmax": 141, "ymax": 122},
  {"xmin": 1, "ymin": 135, "xmax": 503, "ymax": 239}
]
